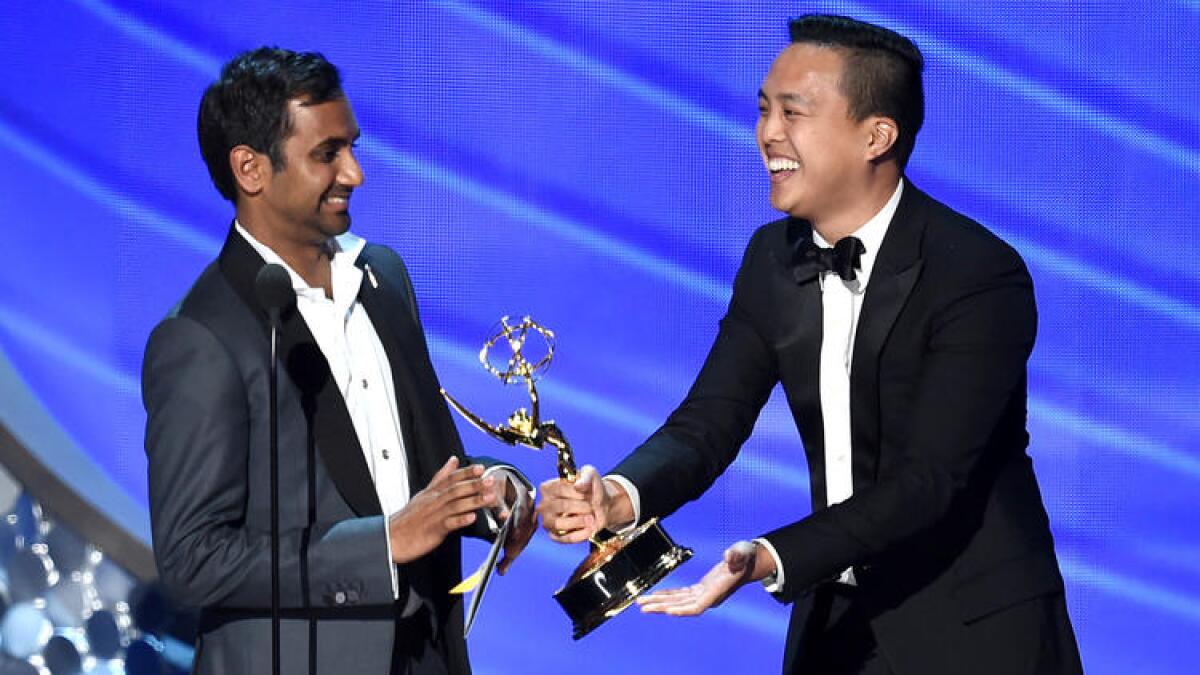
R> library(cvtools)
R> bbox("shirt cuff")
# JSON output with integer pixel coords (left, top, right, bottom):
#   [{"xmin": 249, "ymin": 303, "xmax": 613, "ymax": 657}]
[
  {"xmin": 481, "ymin": 465, "xmax": 535, "ymax": 533},
  {"xmin": 752, "ymin": 537, "xmax": 785, "ymax": 594},
  {"xmin": 383, "ymin": 517, "xmax": 399, "ymax": 599},
  {"xmin": 603, "ymin": 474, "xmax": 641, "ymax": 535}
]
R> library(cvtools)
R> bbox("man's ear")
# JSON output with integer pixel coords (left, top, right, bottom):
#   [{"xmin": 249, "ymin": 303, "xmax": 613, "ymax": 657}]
[
  {"xmin": 230, "ymin": 145, "xmax": 268, "ymax": 197},
  {"xmin": 865, "ymin": 117, "xmax": 899, "ymax": 162}
]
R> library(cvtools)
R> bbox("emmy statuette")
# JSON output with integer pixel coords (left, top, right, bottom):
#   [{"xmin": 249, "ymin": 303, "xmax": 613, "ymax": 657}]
[{"xmin": 440, "ymin": 316, "xmax": 692, "ymax": 639}]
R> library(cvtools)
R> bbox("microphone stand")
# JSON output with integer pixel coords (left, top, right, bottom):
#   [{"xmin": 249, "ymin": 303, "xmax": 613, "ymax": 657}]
[
  {"xmin": 267, "ymin": 304, "xmax": 282, "ymax": 675},
  {"xmin": 257, "ymin": 263, "xmax": 292, "ymax": 675}
]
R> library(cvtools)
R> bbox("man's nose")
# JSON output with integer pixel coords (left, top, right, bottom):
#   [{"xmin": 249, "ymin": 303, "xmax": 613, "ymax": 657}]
[
  {"xmin": 758, "ymin": 108, "xmax": 785, "ymax": 145},
  {"xmin": 340, "ymin": 149, "xmax": 364, "ymax": 187}
]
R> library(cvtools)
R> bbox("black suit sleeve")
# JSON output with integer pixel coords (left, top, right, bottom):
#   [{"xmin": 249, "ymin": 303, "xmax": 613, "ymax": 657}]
[
  {"xmin": 611, "ymin": 227, "xmax": 779, "ymax": 519},
  {"xmin": 763, "ymin": 251, "xmax": 1037, "ymax": 599},
  {"xmin": 144, "ymin": 315, "xmax": 398, "ymax": 610}
]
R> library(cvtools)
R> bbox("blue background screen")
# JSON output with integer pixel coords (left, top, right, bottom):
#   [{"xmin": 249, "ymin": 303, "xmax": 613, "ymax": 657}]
[{"xmin": 1, "ymin": 1, "xmax": 1197, "ymax": 672}]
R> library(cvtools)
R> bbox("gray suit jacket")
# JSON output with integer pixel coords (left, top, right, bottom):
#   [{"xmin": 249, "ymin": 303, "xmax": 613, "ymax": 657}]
[{"xmin": 143, "ymin": 227, "xmax": 496, "ymax": 674}]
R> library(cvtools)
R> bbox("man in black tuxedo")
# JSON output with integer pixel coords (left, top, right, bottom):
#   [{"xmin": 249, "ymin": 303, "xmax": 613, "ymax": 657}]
[
  {"xmin": 537, "ymin": 15, "xmax": 1082, "ymax": 675},
  {"xmin": 143, "ymin": 48, "xmax": 535, "ymax": 674}
]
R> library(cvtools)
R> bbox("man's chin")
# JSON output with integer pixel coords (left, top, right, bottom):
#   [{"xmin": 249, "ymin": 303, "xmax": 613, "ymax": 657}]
[
  {"xmin": 769, "ymin": 188, "xmax": 817, "ymax": 220},
  {"xmin": 323, "ymin": 212, "xmax": 352, "ymax": 235},
  {"xmin": 768, "ymin": 192, "xmax": 800, "ymax": 217}
]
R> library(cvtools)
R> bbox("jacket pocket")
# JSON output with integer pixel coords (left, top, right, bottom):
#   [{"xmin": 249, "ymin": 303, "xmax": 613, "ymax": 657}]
[{"xmin": 953, "ymin": 551, "xmax": 1064, "ymax": 624}]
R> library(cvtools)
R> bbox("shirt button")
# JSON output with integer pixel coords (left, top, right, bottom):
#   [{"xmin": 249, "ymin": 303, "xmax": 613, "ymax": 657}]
[
  {"xmin": 362, "ymin": 379, "xmax": 369, "ymax": 389},
  {"xmin": 382, "ymin": 449, "xmax": 390, "ymax": 460}
]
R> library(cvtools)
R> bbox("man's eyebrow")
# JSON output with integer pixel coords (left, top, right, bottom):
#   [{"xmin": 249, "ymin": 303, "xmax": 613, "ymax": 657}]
[
  {"xmin": 777, "ymin": 92, "xmax": 813, "ymax": 106},
  {"xmin": 758, "ymin": 90, "xmax": 814, "ymax": 107},
  {"xmin": 313, "ymin": 131, "xmax": 361, "ymax": 149}
]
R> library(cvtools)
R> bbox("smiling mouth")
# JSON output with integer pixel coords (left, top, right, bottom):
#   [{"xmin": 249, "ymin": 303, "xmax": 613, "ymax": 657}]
[
  {"xmin": 323, "ymin": 193, "xmax": 352, "ymax": 210},
  {"xmin": 766, "ymin": 157, "xmax": 799, "ymax": 182}
]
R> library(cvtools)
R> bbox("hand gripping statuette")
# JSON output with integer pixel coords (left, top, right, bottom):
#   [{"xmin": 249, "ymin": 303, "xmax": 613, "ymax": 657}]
[{"xmin": 440, "ymin": 316, "xmax": 691, "ymax": 639}]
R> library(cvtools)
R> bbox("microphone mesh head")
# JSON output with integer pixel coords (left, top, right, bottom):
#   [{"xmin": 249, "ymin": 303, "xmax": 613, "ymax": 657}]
[{"xmin": 254, "ymin": 263, "xmax": 294, "ymax": 313}]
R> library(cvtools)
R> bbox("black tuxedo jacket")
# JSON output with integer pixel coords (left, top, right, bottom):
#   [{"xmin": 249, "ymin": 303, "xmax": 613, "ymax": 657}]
[
  {"xmin": 613, "ymin": 182, "xmax": 1077, "ymax": 674},
  {"xmin": 143, "ymin": 228, "xmax": 494, "ymax": 674}
]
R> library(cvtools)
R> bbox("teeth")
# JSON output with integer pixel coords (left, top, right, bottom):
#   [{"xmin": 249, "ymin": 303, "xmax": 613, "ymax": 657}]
[{"xmin": 767, "ymin": 158, "xmax": 800, "ymax": 172}]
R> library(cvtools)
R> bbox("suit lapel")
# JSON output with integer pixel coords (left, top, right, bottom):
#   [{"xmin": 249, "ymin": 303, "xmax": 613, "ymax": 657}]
[
  {"xmin": 773, "ymin": 219, "xmax": 828, "ymax": 508},
  {"xmin": 217, "ymin": 226, "xmax": 383, "ymax": 517},
  {"xmin": 353, "ymin": 248, "xmax": 434, "ymax": 490},
  {"xmin": 850, "ymin": 181, "xmax": 926, "ymax": 490}
]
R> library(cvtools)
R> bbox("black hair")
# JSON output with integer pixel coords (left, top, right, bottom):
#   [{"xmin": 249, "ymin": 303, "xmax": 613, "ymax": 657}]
[
  {"xmin": 788, "ymin": 15, "xmax": 924, "ymax": 169},
  {"xmin": 197, "ymin": 47, "xmax": 343, "ymax": 202}
]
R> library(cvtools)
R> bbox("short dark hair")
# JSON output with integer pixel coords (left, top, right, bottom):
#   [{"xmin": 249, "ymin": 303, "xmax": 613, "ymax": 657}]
[
  {"xmin": 197, "ymin": 47, "xmax": 343, "ymax": 202},
  {"xmin": 788, "ymin": 15, "xmax": 924, "ymax": 169}
]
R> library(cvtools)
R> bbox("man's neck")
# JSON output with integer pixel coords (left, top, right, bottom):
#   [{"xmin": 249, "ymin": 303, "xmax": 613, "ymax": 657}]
[
  {"xmin": 237, "ymin": 213, "xmax": 334, "ymax": 297},
  {"xmin": 809, "ymin": 173, "xmax": 902, "ymax": 244}
]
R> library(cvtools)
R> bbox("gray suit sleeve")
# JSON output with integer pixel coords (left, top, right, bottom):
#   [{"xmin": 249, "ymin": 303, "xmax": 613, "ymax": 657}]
[{"xmin": 143, "ymin": 315, "xmax": 397, "ymax": 610}]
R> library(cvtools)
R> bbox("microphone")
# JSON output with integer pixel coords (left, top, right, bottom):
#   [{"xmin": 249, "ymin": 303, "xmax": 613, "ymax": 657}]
[
  {"xmin": 255, "ymin": 263, "xmax": 294, "ymax": 324},
  {"xmin": 253, "ymin": 263, "xmax": 291, "ymax": 675}
]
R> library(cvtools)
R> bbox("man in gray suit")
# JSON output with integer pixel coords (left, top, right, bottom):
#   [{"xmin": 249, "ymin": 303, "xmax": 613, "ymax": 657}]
[{"xmin": 143, "ymin": 47, "xmax": 535, "ymax": 674}]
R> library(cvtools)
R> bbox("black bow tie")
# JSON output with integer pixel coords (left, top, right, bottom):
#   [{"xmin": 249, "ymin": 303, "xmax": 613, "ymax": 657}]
[{"xmin": 792, "ymin": 236, "xmax": 866, "ymax": 284}]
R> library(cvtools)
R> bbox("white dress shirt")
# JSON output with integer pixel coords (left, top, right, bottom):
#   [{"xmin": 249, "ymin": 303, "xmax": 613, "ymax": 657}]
[{"xmin": 608, "ymin": 181, "xmax": 904, "ymax": 594}]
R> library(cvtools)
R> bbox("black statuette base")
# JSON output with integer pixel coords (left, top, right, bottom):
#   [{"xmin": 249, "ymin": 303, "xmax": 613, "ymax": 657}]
[{"xmin": 553, "ymin": 518, "xmax": 692, "ymax": 640}]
